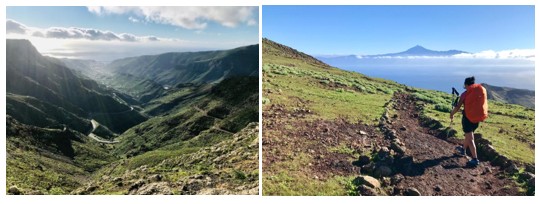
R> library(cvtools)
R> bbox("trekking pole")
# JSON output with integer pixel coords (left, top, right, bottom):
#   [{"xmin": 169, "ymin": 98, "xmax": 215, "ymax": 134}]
[{"xmin": 448, "ymin": 87, "xmax": 460, "ymax": 137}]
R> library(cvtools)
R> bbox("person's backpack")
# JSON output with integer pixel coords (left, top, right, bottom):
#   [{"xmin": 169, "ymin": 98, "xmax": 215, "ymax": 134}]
[{"xmin": 464, "ymin": 83, "xmax": 488, "ymax": 123}]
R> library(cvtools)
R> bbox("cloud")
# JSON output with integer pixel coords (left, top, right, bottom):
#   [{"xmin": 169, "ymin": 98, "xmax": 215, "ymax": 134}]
[
  {"xmin": 87, "ymin": 6, "xmax": 257, "ymax": 30},
  {"xmin": 453, "ymin": 49, "xmax": 535, "ymax": 60},
  {"xmin": 6, "ymin": 19, "xmax": 28, "ymax": 34},
  {"xmin": 32, "ymin": 37, "xmax": 255, "ymax": 61},
  {"xmin": 128, "ymin": 16, "xmax": 140, "ymax": 23},
  {"xmin": 357, "ymin": 49, "xmax": 535, "ymax": 60},
  {"xmin": 6, "ymin": 19, "xmax": 160, "ymax": 42}
]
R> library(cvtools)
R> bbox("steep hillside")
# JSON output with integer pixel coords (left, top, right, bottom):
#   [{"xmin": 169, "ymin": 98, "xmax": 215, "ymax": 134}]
[
  {"xmin": 6, "ymin": 39, "xmax": 146, "ymax": 133},
  {"xmin": 101, "ymin": 44, "xmax": 259, "ymax": 102},
  {"xmin": 262, "ymin": 39, "xmax": 534, "ymax": 196},
  {"xmin": 114, "ymin": 77, "xmax": 258, "ymax": 157},
  {"xmin": 482, "ymin": 83, "xmax": 534, "ymax": 108},
  {"xmin": 73, "ymin": 76, "xmax": 259, "ymax": 195}
]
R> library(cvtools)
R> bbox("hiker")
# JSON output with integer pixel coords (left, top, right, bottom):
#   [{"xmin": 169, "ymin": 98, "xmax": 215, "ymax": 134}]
[{"xmin": 449, "ymin": 76, "xmax": 488, "ymax": 167}]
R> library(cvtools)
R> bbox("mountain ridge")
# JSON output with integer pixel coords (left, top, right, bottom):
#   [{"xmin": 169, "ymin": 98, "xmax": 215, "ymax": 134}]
[
  {"xmin": 482, "ymin": 83, "xmax": 534, "ymax": 108},
  {"xmin": 96, "ymin": 44, "xmax": 259, "ymax": 103}
]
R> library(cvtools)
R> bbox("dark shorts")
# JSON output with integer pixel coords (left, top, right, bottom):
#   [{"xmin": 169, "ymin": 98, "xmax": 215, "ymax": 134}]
[{"xmin": 462, "ymin": 112, "xmax": 479, "ymax": 133}]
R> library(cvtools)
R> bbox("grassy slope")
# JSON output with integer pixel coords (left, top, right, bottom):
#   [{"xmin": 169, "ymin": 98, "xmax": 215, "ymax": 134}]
[
  {"xmin": 262, "ymin": 39, "xmax": 404, "ymax": 195},
  {"xmin": 6, "ymin": 116, "xmax": 115, "ymax": 194},
  {"xmin": 263, "ymin": 39, "xmax": 400, "ymax": 124}
]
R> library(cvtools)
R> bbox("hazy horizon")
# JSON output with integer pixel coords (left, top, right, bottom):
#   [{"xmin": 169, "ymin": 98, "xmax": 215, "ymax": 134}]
[{"xmin": 6, "ymin": 6, "xmax": 259, "ymax": 61}]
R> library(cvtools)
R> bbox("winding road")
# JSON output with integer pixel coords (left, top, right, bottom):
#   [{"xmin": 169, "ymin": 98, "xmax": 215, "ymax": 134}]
[{"xmin": 88, "ymin": 119, "xmax": 119, "ymax": 144}]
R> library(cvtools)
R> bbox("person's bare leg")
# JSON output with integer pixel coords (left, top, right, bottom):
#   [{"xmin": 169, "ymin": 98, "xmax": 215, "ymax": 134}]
[
  {"xmin": 465, "ymin": 132, "xmax": 478, "ymax": 159},
  {"xmin": 463, "ymin": 133, "xmax": 470, "ymax": 155}
]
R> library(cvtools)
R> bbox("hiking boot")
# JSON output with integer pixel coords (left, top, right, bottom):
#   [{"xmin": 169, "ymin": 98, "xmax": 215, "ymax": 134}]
[
  {"xmin": 467, "ymin": 158, "xmax": 480, "ymax": 167},
  {"xmin": 455, "ymin": 146, "xmax": 465, "ymax": 157}
]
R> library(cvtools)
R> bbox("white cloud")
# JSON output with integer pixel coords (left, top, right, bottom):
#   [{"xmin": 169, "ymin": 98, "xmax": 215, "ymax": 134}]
[
  {"xmin": 87, "ymin": 6, "xmax": 257, "ymax": 30},
  {"xmin": 128, "ymin": 16, "xmax": 140, "ymax": 23},
  {"xmin": 6, "ymin": 19, "xmax": 27, "ymax": 34},
  {"xmin": 27, "ymin": 37, "xmax": 254, "ymax": 61},
  {"xmin": 357, "ymin": 49, "xmax": 535, "ymax": 60},
  {"xmin": 453, "ymin": 49, "xmax": 535, "ymax": 60},
  {"xmin": 6, "ymin": 19, "xmax": 160, "ymax": 42}
]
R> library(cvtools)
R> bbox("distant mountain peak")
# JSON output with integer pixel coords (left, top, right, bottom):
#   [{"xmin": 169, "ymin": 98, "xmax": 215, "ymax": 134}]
[
  {"xmin": 406, "ymin": 45, "xmax": 429, "ymax": 52},
  {"xmin": 368, "ymin": 45, "xmax": 468, "ymax": 57}
]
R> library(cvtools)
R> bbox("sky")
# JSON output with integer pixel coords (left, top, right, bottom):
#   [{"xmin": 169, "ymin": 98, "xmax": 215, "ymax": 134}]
[
  {"xmin": 6, "ymin": 6, "xmax": 259, "ymax": 61},
  {"xmin": 263, "ymin": 6, "xmax": 535, "ymax": 56}
]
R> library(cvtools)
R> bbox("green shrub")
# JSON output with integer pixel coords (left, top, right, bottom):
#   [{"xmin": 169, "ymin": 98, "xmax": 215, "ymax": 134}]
[
  {"xmin": 434, "ymin": 103, "xmax": 452, "ymax": 113},
  {"xmin": 234, "ymin": 169, "xmax": 247, "ymax": 180},
  {"xmin": 320, "ymin": 79, "xmax": 330, "ymax": 84}
]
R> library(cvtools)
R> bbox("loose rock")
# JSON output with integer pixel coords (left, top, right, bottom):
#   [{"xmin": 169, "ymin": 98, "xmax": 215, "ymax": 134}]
[
  {"xmin": 357, "ymin": 185, "xmax": 377, "ymax": 196},
  {"xmin": 374, "ymin": 165, "xmax": 393, "ymax": 178},
  {"xmin": 353, "ymin": 175, "xmax": 381, "ymax": 188},
  {"xmin": 8, "ymin": 186, "xmax": 21, "ymax": 195},
  {"xmin": 405, "ymin": 187, "xmax": 421, "ymax": 196},
  {"xmin": 391, "ymin": 174, "xmax": 405, "ymax": 185},
  {"xmin": 506, "ymin": 163, "xmax": 519, "ymax": 174},
  {"xmin": 149, "ymin": 174, "xmax": 163, "ymax": 182},
  {"xmin": 356, "ymin": 155, "xmax": 371, "ymax": 166}
]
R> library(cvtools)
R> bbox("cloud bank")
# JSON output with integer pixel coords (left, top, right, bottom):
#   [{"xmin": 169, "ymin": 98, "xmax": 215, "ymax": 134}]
[
  {"xmin": 6, "ymin": 19, "xmax": 160, "ymax": 42},
  {"xmin": 87, "ymin": 6, "xmax": 257, "ymax": 30},
  {"xmin": 356, "ymin": 49, "xmax": 535, "ymax": 60},
  {"xmin": 453, "ymin": 49, "xmax": 535, "ymax": 60}
]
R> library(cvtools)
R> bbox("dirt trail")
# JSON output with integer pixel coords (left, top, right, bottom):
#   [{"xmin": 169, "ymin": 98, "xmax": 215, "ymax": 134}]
[{"xmin": 386, "ymin": 92, "xmax": 520, "ymax": 195}]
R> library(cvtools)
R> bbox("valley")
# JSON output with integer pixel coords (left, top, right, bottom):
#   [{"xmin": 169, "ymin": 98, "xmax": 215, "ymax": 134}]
[{"xmin": 6, "ymin": 39, "xmax": 259, "ymax": 195}]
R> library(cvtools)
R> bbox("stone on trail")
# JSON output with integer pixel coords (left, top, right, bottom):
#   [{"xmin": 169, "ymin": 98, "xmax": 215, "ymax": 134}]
[
  {"xmin": 354, "ymin": 175, "xmax": 381, "ymax": 188},
  {"xmin": 356, "ymin": 155, "xmax": 371, "ymax": 166},
  {"xmin": 374, "ymin": 165, "xmax": 393, "ymax": 178},
  {"xmin": 405, "ymin": 187, "xmax": 421, "ymax": 196},
  {"xmin": 361, "ymin": 163, "xmax": 376, "ymax": 174},
  {"xmin": 357, "ymin": 185, "xmax": 378, "ymax": 196},
  {"xmin": 390, "ymin": 174, "xmax": 405, "ymax": 185},
  {"xmin": 390, "ymin": 142, "xmax": 406, "ymax": 155}
]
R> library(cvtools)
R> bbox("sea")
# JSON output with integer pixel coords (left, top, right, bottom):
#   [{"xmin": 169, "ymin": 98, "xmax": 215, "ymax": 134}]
[{"xmin": 338, "ymin": 58, "xmax": 535, "ymax": 93}]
